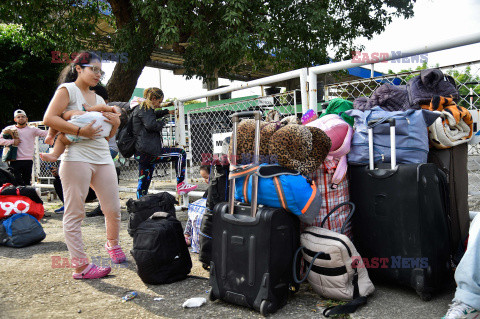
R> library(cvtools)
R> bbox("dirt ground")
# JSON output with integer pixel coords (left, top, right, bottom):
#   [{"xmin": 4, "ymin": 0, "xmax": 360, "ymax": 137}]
[{"xmin": 1, "ymin": 186, "xmax": 476, "ymax": 319}]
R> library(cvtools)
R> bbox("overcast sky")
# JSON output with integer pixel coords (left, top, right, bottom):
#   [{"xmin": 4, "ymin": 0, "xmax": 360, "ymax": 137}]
[{"xmin": 102, "ymin": 0, "xmax": 480, "ymax": 100}]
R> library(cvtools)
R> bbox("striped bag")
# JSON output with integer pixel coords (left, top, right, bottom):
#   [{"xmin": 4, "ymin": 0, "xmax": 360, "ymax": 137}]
[{"xmin": 306, "ymin": 158, "xmax": 351, "ymax": 238}]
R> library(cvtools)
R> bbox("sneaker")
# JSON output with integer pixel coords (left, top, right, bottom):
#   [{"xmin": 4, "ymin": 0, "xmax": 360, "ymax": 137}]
[
  {"xmin": 105, "ymin": 242, "xmax": 127, "ymax": 264},
  {"xmin": 443, "ymin": 300, "xmax": 479, "ymax": 319},
  {"xmin": 72, "ymin": 264, "xmax": 111, "ymax": 279},
  {"xmin": 176, "ymin": 182, "xmax": 198, "ymax": 195},
  {"xmin": 86, "ymin": 205, "xmax": 103, "ymax": 217},
  {"xmin": 54, "ymin": 206, "xmax": 64, "ymax": 214}
]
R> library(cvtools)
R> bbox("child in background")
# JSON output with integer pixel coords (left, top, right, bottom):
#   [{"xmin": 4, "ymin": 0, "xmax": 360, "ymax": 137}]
[
  {"xmin": 184, "ymin": 165, "xmax": 210, "ymax": 252},
  {"xmin": 40, "ymin": 103, "xmax": 118, "ymax": 162}
]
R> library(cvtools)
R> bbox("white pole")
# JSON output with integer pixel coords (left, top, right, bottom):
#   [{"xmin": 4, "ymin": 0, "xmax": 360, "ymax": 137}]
[
  {"xmin": 180, "ymin": 69, "xmax": 303, "ymax": 102},
  {"xmin": 309, "ymin": 32, "xmax": 480, "ymax": 76},
  {"xmin": 300, "ymin": 68, "xmax": 309, "ymax": 113},
  {"xmin": 308, "ymin": 72, "xmax": 318, "ymax": 113}
]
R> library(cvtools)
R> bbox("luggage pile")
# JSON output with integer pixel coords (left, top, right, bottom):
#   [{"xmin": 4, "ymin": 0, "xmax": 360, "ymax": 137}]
[
  {"xmin": 201, "ymin": 68, "xmax": 471, "ymax": 316},
  {"xmin": 0, "ymin": 176, "xmax": 46, "ymax": 248},
  {"xmin": 125, "ymin": 68, "xmax": 471, "ymax": 317},
  {"xmin": 346, "ymin": 68, "xmax": 471, "ymax": 301}
]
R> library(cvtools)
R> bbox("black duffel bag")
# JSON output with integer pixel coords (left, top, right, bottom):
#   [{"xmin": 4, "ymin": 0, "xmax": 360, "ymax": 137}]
[
  {"xmin": 0, "ymin": 183, "xmax": 43, "ymax": 204},
  {"xmin": 131, "ymin": 212, "xmax": 192, "ymax": 285},
  {"xmin": 126, "ymin": 192, "xmax": 177, "ymax": 237}
]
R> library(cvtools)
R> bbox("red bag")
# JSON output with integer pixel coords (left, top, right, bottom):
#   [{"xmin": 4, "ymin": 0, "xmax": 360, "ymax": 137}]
[
  {"xmin": 0, "ymin": 195, "xmax": 44, "ymax": 220},
  {"xmin": 306, "ymin": 158, "xmax": 352, "ymax": 238}
]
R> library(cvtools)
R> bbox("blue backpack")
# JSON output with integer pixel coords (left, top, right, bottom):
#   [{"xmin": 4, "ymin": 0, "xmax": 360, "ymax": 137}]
[
  {"xmin": 233, "ymin": 164, "xmax": 322, "ymax": 224},
  {"xmin": 0, "ymin": 213, "xmax": 46, "ymax": 248}
]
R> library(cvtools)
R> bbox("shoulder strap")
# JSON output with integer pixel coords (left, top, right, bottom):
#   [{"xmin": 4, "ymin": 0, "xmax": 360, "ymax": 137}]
[
  {"xmin": 323, "ymin": 270, "xmax": 368, "ymax": 317},
  {"xmin": 272, "ymin": 176, "xmax": 288, "ymax": 210},
  {"xmin": 320, "ymin": 202, "xmax": 355, "ymax": 234}
]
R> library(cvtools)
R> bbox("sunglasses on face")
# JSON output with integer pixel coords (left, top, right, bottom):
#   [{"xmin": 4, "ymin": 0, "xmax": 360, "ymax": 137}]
[{"xmin": 81, "ymin": 64, "xmax": 105, "ymax": 78}]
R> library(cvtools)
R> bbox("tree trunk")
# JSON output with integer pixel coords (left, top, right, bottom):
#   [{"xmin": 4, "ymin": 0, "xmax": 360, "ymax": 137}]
[{"xmin": 107, "ymin": 60, "xmax": 148, "ymax": 102}]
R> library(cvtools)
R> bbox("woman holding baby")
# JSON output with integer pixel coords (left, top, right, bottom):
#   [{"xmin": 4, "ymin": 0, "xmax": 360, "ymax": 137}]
[{"xmin": 43, "ymin": 51, "xmax": 125, "ymax": 279}]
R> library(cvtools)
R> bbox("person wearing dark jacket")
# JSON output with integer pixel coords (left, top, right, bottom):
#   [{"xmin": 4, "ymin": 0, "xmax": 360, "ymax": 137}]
[{"xmin": 132, "ymin": 87, "xmax": 197, "ymax": 199}]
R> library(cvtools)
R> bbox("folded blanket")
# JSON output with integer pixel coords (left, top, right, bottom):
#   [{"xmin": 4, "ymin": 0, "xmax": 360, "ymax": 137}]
[{"xmin": 422, "ymin": 96, "xmax": 473, "ymax": 149}]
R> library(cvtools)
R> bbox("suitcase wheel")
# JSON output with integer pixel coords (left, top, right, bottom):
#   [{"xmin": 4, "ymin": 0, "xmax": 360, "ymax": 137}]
[
  {"xmin": 417, "ymin": 290, "xmax": 432, "ymax": 301},
  {"xmin": 260, "ymin": 300, "xmax": 271, "ymax": 317},
  {"xmin": 208, "ymin": 289, "xmax": 217, "ymax": 302}
]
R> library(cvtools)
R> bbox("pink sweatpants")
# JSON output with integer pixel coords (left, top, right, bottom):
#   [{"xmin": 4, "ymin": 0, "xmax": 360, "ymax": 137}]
[{"xmin": 59, "ymin": 161, "xmax": 121, "ymax": 267}]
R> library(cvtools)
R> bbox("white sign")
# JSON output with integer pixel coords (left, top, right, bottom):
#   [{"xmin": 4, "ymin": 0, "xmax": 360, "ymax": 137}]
[{"xmin": 212, "ymin": 132, "xmax": 232, "ymax": 154}]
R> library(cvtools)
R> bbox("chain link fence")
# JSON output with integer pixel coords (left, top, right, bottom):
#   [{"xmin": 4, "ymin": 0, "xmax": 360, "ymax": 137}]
[
  {"xmin": 324, "ymin": 60, "xmax": 480, "ymax": 196},
  {"xmin": 185, "ymin": 91, "xmax": 299, "ymax": 181}
]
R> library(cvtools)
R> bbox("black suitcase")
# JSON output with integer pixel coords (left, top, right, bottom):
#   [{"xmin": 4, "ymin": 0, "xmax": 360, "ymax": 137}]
[
  {"xmin": 349, "ymin": 118, "xmax": 453, "ymax": 301},
  {"xmin": 428, "ymin": 143, "xmax": 470, "ymax": 263},
  {"xmin": 209, "ymin": 111, "xmax": 299, "ymax": 316}
]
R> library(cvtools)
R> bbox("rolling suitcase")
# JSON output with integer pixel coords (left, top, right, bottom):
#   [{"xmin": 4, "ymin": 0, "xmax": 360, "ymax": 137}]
[
  {"xmin": 349, "ymin": 118, "xmax": 453, "ymax": 301},
  {"xmin": 209, "ymin": 111, "xmax": 299, "ymax": 316},
  {"xmin": 428, "ymin": 143, "xmax": 470, "ymax": 264}
]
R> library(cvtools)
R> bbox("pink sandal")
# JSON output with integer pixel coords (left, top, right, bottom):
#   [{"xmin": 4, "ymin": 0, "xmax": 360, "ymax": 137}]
[
  {"xmin": 105, "ymin": 242, "xmax": 127, "ymax": 264},
  {"xmin": 72, "ymin": 264, "xmax": 111, "ymax": 279}
]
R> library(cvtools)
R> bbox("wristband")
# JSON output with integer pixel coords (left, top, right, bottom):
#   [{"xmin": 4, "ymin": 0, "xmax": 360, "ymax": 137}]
[{"xmin": 76, "ymin": 127, "xmax": 81, "ymax": 137}]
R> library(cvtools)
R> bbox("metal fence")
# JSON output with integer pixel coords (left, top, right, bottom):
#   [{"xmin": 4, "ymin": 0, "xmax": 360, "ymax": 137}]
[
  {"xmin": 185, "ymin": 91, "xmax": 299, "ymax": 180},
  {"xmin": 324, "ymin": 60, "xmax": 480, "ymax": 195}
]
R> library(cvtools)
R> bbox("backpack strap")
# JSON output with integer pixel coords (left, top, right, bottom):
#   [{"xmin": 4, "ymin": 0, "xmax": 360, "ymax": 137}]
[
  {"xmin": 292, "ymin": 246, "xmax": 330, "ymax": 284},
  {"xmin": 323, "ymin": 269, "xmax": 368, "ymax": 317},
  {"xmin": 272, "ymin": 176, "xmax": 288, "ymax": 210},
  {"xmin": 320, "ymin": 201, "xmax": 355, "ymax": 234},
  {"xmin": 243, "ymin": 174, "xmax": 251, "ymax": 204}
]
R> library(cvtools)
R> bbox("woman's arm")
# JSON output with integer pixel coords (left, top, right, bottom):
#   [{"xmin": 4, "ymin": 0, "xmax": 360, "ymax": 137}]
[
  {"xmin": 43, "ymin": 88, "xmax": 102, "ymax": 139},
  {"xmin": 102, "ymin": 111, "xmax": 121, "ymax": 139},
  {"xmin": 139, "ymin": 108, "xmax": 165, "ymax": 132}
]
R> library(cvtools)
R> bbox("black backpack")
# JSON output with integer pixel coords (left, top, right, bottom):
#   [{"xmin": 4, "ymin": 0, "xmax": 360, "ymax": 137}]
[
  {"xmin": 0, "ymin": 213, "xmax": 46, "ymax": 248},
  {"xmin": 117, "ymin": 111, "xmax": 136, "ymax": 158},
  {"xmin": 131, "ymin": 212, "xmax": 192, "ymax": 284},
  {"xmin": 126, "ymin": 192, "xmax": 178, "ymax": 237},
  {"xmin": 199, "ymin": 164, "xmax": 229, "ymax": 269}
]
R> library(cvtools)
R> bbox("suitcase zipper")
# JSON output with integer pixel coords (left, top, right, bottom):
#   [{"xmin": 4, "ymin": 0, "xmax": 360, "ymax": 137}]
[{"xmin": 303, "ymin": 231, "xmax": 352, "ymax": 257}]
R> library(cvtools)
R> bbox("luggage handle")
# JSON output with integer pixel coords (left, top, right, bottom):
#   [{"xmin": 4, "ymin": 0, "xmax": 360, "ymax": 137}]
[
  {"xmin": 367, "ymin": 118, "xmax": 396, "ymax": 170},
  {"xmin": 229, "ymin": 111, "xmax": 262, "ymax": 217},
  {"xmin": 320, "ymin": 202, "xmax": 355, "ymax": 235}
]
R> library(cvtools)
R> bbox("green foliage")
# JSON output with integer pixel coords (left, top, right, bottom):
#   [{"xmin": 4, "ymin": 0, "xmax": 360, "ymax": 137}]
[
  {"xmin": 0, "ymin": 0, "xmax": 416, "ymax": 85},
  {"xmin": 0, "ymin": 24, "xmax": 63, "ymax": 128},
  {"xmin": 445, "ymin": 66, "xmax": 480, "ymax": 108}
]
